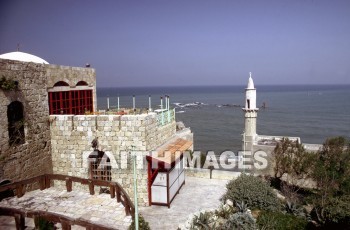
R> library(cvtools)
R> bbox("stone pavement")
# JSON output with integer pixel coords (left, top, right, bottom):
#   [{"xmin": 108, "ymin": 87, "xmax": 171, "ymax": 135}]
[
  {"xmin": 139, "ymin": 176, "xmax": 228, "ymax": 230},
  {"xmin": 0, "ymin": 188, "xmax": 132, "ymax": 229},
  {"xmin": 0, "ymin": 176, "xmax": 229, "ymax": 230}
]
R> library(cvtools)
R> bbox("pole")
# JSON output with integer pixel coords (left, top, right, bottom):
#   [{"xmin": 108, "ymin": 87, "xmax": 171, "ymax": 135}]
[
  {"xmin": 117, "ymin": 96, "xmax": 120, "ymax": 111},
  {"xmin": 165, "ymin": 95, "xmax": 168, "ymax": 110},
  {"xmin": 168, "ymin": 96, "xmax": 170, "ymax": 110},
  {"xmin": 107, "ymin": 97, "xmax": 110, "ymax": 110},
  {"xmin": 167, "ymin": 96, "xmax": 170, "ymax": 123},
  {"xmin": 161, "ymin": 97, "xmax": 164, "ymax": 125},
  {"xmin": 149, "ymin": 95, "xmax": 152, "ymax": 111},
  {"xmin": 133, "ymin": 95, "xmax": 135, "ymax": 110},
  {"xmin": 132, "ymin": 145, "xmax": 139, "ymax": 230}
]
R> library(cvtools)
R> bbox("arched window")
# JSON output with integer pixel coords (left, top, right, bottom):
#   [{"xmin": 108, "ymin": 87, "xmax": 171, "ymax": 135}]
[
  {"xmin": 88, "ymin": 150, "xmax": 112, "ymax": 181},
  {"xmin": 76, "ymin": 81, "xmax": 88, "ymax": 86},
  {"xmin": 7, "ymin": 101, "xmax": 25, "ymax": 145},
  {"xmin": 53, "ymin": 81, "xmax": 69, "ymax": 87}
]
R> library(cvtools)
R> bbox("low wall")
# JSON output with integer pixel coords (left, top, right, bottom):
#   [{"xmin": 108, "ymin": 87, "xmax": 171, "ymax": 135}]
[
  {"xmin": 185, "ymin": 168, "xmax": 241, "ymax": 180},
  {"xmin": 50, "ymin": 113, "xmax": 177, "ymax": 206}
]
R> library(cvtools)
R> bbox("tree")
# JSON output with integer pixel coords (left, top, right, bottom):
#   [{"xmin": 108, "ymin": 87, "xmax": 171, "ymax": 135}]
[
  {"xmin": 311, "ymin": 136, "xmax": 350, "ymax": 226},
  {"xmin": 273, "ymin": 138, "xmax": 314, "ymax": 182}
]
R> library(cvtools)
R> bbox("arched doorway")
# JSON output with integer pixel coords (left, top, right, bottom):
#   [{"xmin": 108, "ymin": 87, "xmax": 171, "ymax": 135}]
[
  {"xmin": 88, "ymin": 150, "xmax": 112, "ymax": 181},
  {"xmin": 7, "ymin": 101, "xmax": 25, "ymax": 145}
]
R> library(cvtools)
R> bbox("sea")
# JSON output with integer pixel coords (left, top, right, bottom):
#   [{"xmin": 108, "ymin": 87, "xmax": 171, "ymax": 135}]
[{"xmin": 96, "ymin": 85, "xmax": 350, "ymax": 154}]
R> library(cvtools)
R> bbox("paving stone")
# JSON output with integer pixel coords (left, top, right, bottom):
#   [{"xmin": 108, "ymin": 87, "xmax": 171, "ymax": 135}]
[
  {"xmin": 139, "ymin": 176, "xmax": 228, "ymax": 230},
  {"xmin": 0, "ymin": 187, "xmax": 129, "ymax": 230}
]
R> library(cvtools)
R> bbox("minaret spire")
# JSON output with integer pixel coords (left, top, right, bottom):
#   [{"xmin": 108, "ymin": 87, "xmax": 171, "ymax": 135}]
[{"xmin": 242, "ymin": 72, "xmax": 259, "ymax": 152}]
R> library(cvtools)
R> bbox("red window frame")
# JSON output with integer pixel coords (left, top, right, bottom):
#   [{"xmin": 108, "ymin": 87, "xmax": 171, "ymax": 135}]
[{"xmin": 48, "ymin": 89, "xmax": 93, "ymax": 115}]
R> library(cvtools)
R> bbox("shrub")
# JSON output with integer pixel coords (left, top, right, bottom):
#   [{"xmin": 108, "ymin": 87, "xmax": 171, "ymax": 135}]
[
  {"xmin": 0, "ymin": 76, "xmax": 17, "ymax": 91},
  {"xmin": 128, "ymin": 214, "xmax": 151, "ymax": 230},
  {"xmin": 284, "ymin": 201, "xmax": 305, "ymax": 217},
  {"xmin": 222, "ymin": 174, "xmax": 280, "ymax": 211},
  {"xmin": 311, "ymin": 195, "xmax": 350, "ymax": 228},
  {"xmin": 221, "ymin": 212, "xmax": 256, "ymax": 230},
  {"xmin": 214, "ymin": 204, "xmax": 234, "ymax": 219},
  {"xmin": 190, "ymin": 211, "xmax": 216, "ymax": 230},
  {"xmin": 257, "ymin": 211, "xmax": 308, "ymax": 230},
  {"xmin": 35, "ymin": 217, "xmax": 55, "ymax": 230}
]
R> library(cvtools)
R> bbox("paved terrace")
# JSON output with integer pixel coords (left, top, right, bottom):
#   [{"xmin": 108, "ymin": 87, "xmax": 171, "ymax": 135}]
[
  {"xmin": 0, "ymin": 176, "xmax": 229, "ymax": 230},
  {"xmin": 140, "ymin": 177, "xmax": 228, "ymax": 230},
  {"xmin": 0, "ymin": 188, "xmax": 132, "ymax": 230}
]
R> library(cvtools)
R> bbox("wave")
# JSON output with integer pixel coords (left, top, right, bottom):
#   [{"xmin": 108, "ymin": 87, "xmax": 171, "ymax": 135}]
[{"xmin": 173, "ymin": 102, "xmax": 207, "ymax": 108}]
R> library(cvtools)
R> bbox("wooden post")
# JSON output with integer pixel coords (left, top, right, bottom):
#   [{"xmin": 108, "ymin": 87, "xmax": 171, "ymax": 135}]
[
  {"xmin": 16, "ymin": 184, "xmax": 24, "ymax": 198},
  {"xmin": 110, "ymin": 183, "xmax": 115, "ymax": 199},
  {"xmin": 116, "ymin": 187, "xmax": 121, "ymax": 203},
  {"xmin": 88, "ymin": 180, "xmax": 94, "ymax": 195},
  {"xmin": 33, "ymin": 215, "xmax": 39, "ymax": 229},
  {"xmin": 40, "ymin": 175, "xmax": 46, "ymax": 190},
  {"xmin": 65, "ymin": 177, "xmax": 72, "ymax": 192},
  {"xmin": 45, "ymin": 175, "xmax": 51, "ymax": 189},
  {"xmin": 123, "ymin": 194, "xmax": 131, "ymax": 216},
  {"xmin": 14, "ymin": 213, "xmax": 25, "ymax": 230},
  {"xmin": 61, "ymin": 220, "xmax": 72, "ymax": 230}
]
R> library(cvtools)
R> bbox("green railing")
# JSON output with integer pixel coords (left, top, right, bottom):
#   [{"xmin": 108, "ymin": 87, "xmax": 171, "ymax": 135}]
[{"xmin": 156, "ymin": 108, "xmax": 175, "ymax": 126}]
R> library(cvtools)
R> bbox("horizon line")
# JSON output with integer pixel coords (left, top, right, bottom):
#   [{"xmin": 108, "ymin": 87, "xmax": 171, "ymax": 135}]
[{"xmin": 96, "ymin": 83, "xmax": 350, "ymax": 88}]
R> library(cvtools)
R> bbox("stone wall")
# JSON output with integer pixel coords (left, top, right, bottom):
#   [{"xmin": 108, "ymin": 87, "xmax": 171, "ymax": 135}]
[
  {"xmin": 0, "ymin": 59, "xmax": 52, "ymax": 182},
  {"xmin": 0, "ymin": 59, "xmax": 96, "ymax": 183},
  {"xmin": 46, "ymin": 64, "xmax": 96, "ymax": 111},
  {"xmin": 49, "ymin": 113, "xmax": 177, "ymax": 206}
]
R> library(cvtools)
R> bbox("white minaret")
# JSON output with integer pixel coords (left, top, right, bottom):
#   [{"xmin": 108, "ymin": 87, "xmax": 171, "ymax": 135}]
[{"xmin": 242, "ymin": 72, "xmax": 259, "ymax": 152}]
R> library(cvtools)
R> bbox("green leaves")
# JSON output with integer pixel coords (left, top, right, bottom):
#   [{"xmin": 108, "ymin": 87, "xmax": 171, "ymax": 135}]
[
  {"xmin": 273, "ymin": 138, "xmax": 314, "ymax": 180},
  {"xmin": 222, "ymin": 174, "xmax": 281, "ymax": 212},
  {"xmin": 0, "ymin": 76, "xmax": 17, "ymax": 91}
]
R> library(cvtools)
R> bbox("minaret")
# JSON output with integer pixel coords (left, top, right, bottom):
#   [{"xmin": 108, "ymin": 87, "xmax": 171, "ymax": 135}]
[{"xmin": 242, "ymin": 72, "xmax": 259, "ymax": 152}]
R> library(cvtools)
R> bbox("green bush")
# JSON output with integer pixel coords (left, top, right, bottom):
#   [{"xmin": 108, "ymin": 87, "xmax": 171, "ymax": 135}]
[
  {"xmin": 214, "ymin": 204, "xmax": 234, "ymax": 220},
  {"xmin": 128, "ymin": 214, "xmax": 151, "ymax": 230},
  {"xmin": 221, "ymin": 212, "xmax": 256, "ymax": 230},
  {"xmin": 257, "ymin": 211, "xmax": 308, "ymax": 230},
  {"xmin": 190, "ymin": 211, "xmax": 216, "ymax": 230},
  {"xmin": 311, "ymin": 195, "xmax": 350, "ymax": 228},
  {"xmin": 35, "ymin": 217, "xmax": 55, "ymax": 230},
  {"xmin": 0, "ymin": 76, "xmax": 17, "ymax": 91},
  {"xmin": 222, "ymin": 174, "xmax": 281, "ymax": 211}
]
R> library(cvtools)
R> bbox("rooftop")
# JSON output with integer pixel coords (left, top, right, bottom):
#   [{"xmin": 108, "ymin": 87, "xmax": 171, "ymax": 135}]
[{"xmin": 0, "ymin": 51, "xmax": 49, "ymax": 64}]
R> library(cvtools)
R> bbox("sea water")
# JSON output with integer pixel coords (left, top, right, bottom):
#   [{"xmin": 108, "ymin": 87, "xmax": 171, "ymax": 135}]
[{"xmin": 97, "ymin": 85, "xmax": 350, "ymax": 154}]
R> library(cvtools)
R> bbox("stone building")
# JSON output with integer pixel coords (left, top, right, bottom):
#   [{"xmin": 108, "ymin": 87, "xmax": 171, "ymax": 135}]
[{"xmin": 0, "ymin": 51, "xmax": 193, "ymax": 206}]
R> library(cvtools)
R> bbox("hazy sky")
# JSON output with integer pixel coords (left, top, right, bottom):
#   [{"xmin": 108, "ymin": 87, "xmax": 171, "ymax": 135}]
[{"xmin": 1, "ymin": 0, "xmax": 349, "ymax": 87}]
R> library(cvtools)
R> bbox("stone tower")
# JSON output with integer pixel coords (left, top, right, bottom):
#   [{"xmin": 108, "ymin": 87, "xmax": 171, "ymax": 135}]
[{"xmin": 242, "ymin": 72, "xmax": 259, "ymax": 152}]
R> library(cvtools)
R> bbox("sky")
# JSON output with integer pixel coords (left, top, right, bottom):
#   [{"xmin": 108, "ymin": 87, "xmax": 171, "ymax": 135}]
[{"xmin": 0, "ymin": 0, "xmax": 350, "ymax": 87}]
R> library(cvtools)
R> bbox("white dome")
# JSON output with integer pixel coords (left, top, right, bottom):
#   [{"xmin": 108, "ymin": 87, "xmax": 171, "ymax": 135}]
[
  {"xmin": 247, "ymin": 73, "xmax": 255, "ymax": 89},
  {"xmin": 0, "ymin": 51, "xmax": 49, "ymax": 64}
]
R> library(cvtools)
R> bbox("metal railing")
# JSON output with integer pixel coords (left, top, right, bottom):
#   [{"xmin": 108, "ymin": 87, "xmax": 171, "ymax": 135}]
[{"xmin": 156, "ymin": 108, "xmax": 175, "ymax": 126}]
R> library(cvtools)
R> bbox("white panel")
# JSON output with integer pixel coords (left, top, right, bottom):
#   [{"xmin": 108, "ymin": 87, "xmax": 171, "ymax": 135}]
[
  {"xmin": 179, "ymin": 158, "xmax": 184, "ymax": 172},
  {"xmin": 169, "ymin": 178, "xmax": 179, "ymax": 200},
  {"xmin": 169, "ymin": 167, "xmax": 178, "ymax": 186},
  {"xmin": 179, "ymin": 170, "xmax": 185, "ymax": 186},
  {"xmin": 152, "ymin": 172, "xmax": 167, "ymax": 186},
  {"xmin": 151, "ymin": 186, "xmax": 167, "ymax": 203}
]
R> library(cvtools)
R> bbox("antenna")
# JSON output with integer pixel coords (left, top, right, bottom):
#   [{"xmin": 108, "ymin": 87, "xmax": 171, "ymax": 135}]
[{"xmin": 17, "ymin": 43, "xmax": 20, "ymax": 51}]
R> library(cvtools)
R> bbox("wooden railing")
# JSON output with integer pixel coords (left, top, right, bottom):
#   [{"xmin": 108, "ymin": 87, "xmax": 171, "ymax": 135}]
[
  {"xmin": 0, "ymin": 207, "xmax": 115, "ymax": 230},
  {"xmin": 0, "ymin": 174, "xmax": 135, "ymax": 230}
]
